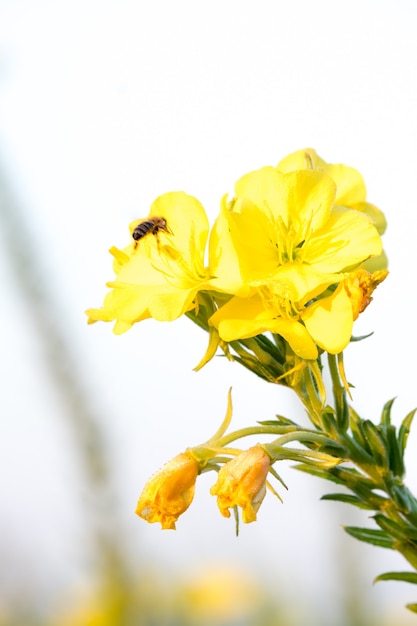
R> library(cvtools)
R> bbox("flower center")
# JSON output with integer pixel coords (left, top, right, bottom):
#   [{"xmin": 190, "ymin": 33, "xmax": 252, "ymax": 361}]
[
  {"xmin": 272, "ymin": 215, "xmax": 312, "ymax": 267},
  {"xmin": 150, "ymin": 240, "xmax": 209, "ymax": 288},
  {"xmin": 258, "ymin": 283, "xmax": 301, "ymax": 320}
]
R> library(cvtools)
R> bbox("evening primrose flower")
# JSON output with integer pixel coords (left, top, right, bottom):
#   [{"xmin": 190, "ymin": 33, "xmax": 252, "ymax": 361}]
[
  {"xmin": 277, "ymin": 148, "xmax": 387, "ymax": 271},
  {"xmin": 208, "ymin": 166, "xmax": 383, "ymax": 358},
  {"xmin": 136, "ymin": 450, "xmax": 199, "ymax": 530},
  {"xmin": 85, "ymin": 192, "xmax": 213, "ymax": 334},
  {"xmin": 211, "ymin": 166, "xmax": 382, "ymax": 299},
  {"xmin": 210, "ymin": 445, "xmax": 271, "ymax": 523}
]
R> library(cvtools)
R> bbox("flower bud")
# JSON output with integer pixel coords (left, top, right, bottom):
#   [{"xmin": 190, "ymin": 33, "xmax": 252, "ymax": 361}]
[
  {"xmin": 210, "ymin": 445, "xmax": 271, "ymax": 523},
  {"xmin": 136, "ymin": 451, "xmax": 199, "ymax": 529}
]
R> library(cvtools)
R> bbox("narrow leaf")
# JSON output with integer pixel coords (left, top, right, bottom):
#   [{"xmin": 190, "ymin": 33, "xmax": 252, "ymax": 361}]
[
  {"xmin": 349, "ymin": 406, "xmax": 369, "ymax": 450},
  {"xmin": 398, "ymin": 409, "xmax": 417, "ymax": 456},
  {"xmin": 321, "ymin": 493, "xmax": 375, "ymax": 510},
  {"xmin": 362, "ymin": 420, "xmax": 389, "ymax": 468},
  {"xmin": 380, "ymin": 397, "xmax": 396, "ymax": 426},
  {"xmin": 389, "ymin": 483, "xmax": 417, "ymax": 519},
  {"xmin": 350, "ymin": 332, "xmax": 374, "ymax": 342},
  {"xmin": 374, "ymin": 513, "xmax": 417, "ymax": 541},
  {"xmin": 375, "ymin": 571, "xmax": 417, "ymax": 585},
  {"xmin": 343, "ymin": 525, "xmax": 394, "ymax": 549},
  {"xmin": 384, "ymin": 425, "xmax": 404, "ymax": 477},
  {"xmin": 294, "ymin": 464, "xmax": 344, "ymax": 485}
]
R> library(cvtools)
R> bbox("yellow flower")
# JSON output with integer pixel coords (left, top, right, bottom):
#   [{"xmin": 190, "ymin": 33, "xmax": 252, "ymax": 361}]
[
  {"xmin": 277, "ymin": 148, "xmax": 387, "ymax": 271},
  {"xmin": 86, "ymin": 192, "xmax": 212, "ymax": 334},
  {"xmin": 208, "ymin": 165, "xmax": 383, "ymax": 358},
  {"xmin": 136, "ymin": 451, "xmax": 199, "ymax": 530},
  {"xmin": 210, "ymin": 445, "xmax": 271, "ymax": 523},
  {"xmin": 211, "ymin": 166, "xmax": 382, "ymax": 299}
]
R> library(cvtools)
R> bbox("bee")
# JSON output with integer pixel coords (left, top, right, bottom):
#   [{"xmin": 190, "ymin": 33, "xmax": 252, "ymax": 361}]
[{"xmin": 131, "ymin": 216, "xmax": 171, "ymax": 247}]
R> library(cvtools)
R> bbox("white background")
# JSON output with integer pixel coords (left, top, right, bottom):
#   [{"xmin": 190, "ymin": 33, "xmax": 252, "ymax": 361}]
[{"xmin": 1, "ymin": 1, "xmax": 417, "ymax": 624}]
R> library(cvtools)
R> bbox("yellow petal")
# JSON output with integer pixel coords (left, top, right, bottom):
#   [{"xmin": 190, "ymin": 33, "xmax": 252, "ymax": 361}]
[
  {"xmin": 280, "ymin": 170, "xmax": 336, "ymax": 234},
  {"xmin": 148, "ymin": 286, "xmax": 197, "ymax": 321},
  {"xmin": 210, "ymin": 445, "xmax": 270, "ymax": 524},
  {"xmin": 303, "ymin": 285, "xmax": 353, "ymax": 354},
  {"xmin": 304, "ymin": 206, "xmax": 382, "ymax": 273},
  {"xmin": 218, "ymin": 200, "xmax": 281, "ymax": 284},
  {"xmin": 277, "ymin": 148, "xmax": 323, "ymax": 172},
  {"xmin": 234, "ymin": 167, "xmax": 336, "ymax": 235},
  {"xmin": 136, "ymin": 451, "xmax": 199, "ymax": 530},
  {"xmin": 277, "ymin": 148, "xmax": 367, "ymax": 206},
  {"xmin": 208, "ymin": 196, "xmax": 253, "ymax": 296},
  {"xmin": 234, "ymin": 166, "xmax": 288, "ymax": 221},
  {"xmin": 325, "ymin": 163, "xmax": 366, "ymax": 206},
  {"xmin": 350, "ymin": 201, "xmax": 387, "ymax": 235},
  {"xmin": 148, "ymin": 191, "xmax": 209, "ymax": 268},
  {"xmin": 209, "ymin": 294, "xmax": 318, "ymax": 360}
]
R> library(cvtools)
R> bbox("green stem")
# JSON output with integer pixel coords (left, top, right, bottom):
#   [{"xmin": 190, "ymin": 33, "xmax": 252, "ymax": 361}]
[{"xmin": 215, "ymin": 424, "xmax": 299, "ymax": 448}]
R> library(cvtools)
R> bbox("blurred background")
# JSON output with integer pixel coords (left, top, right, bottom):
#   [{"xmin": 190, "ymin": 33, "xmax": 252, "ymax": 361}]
[{"xmin": 1, "ymin": 1, "xmax": 417, "ymax": 624}]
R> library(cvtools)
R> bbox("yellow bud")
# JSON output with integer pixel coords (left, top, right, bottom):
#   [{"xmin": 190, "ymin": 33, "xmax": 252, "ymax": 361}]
[
  {"xmin": 210, "ymin": 445, "xmax": 271, "ymax": 523},
  {"xmin": 136, "ymin": 451, "xmax": 199, "ymax": 530}
]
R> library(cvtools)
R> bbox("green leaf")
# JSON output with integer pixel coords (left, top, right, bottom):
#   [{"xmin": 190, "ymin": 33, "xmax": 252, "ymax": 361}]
[
  {"xmin": 294, "ymin": 464, "xmax": 344, "ymax": 485},
  {"xmin": 350, "ymin": 332, "xmax": 374, "ymax": 342},
  {"xmin": 389, "ymin": 483, "xmax": 417, "ymax": 520},
  {"xmin": 320, "ymin": 410, "xmax": 338, "ymax": 438},
  {"xmin": 274, "ymin": 414, "xmax": 297, "ymax": 426},
  {"xmin": 406, "ymin": 603, "xmax": 417, "ymax": 614},
  {"xmin": 374, "ymin": 513, "xmax": 417, "ymax": 541},
  {"xmin": 375, "ymin": 571, "xmax": 417, "ymax": 585},
  {"xmin": 380, "ymin": 397, "xmax": 396, "ymax": 426},
  {"xmin": 384, "ymin": 425, "xmax": 404, "ymax": 477},
  {"xmin": 256, "ymin": 333, "xmax": 285, "ymax": 363},
  {"xmin": 321, "ymin": 493, "xmax": 375, "ymax": 510},
  {"xmin": 349, "ymin": 406, "xmax": 369, "ymax": 451},
  {"xmin": 397, "ymin": 541, "xmax": 417, "ymax": 569},
  {"xmin": 362, "ymin": 420, "xmax": 389, "ymax": 469},
  {"xmin": 343, "ymin": 526, "xmax": 394, "ymax": 549},
  {"xmin": 256, "ymin": 420, "xmax": 297, "ymax": 433},
  {"xmin": 398, "ymin": 408, "xmax": 417, "ymax": 456}
]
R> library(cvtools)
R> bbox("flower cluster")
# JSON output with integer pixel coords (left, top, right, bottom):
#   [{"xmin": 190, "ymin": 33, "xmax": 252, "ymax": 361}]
[
  {"xmin": 87, "ymin": 148, "xmax": 389, "ymax": 530},
  {"xmin": 136, "ymin": 444, "xmax": 273, "ymax": 530},
  {"xmin": 86, "ymin": 149, "xmax": 387, "ymax": 365},
  {"xmin": 134, "ymin": 387, "xmax": 344, "ymax": 530}
]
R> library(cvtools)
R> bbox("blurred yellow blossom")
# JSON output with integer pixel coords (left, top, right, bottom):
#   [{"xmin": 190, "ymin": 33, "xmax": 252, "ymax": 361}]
[
  {"xmin": 136, "ymin": 450, "xmax": 199, "ymax": 530},
  {"xmin": 210, "ymin": 445, "xmax": 271, "ymax": 523}
]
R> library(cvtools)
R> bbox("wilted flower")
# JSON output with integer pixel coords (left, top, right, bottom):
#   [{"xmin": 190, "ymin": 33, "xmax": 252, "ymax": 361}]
[
  {"xmin": 343, "ymin": 268, "xmax": 388, "ymax": 320},
  {"xmin": 136, "ymin": 451, "xmax": 199, "ymax": 530},
  {"xmin": 210, "ymin": 445, "xmax": 271, "ymax": 523}
]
